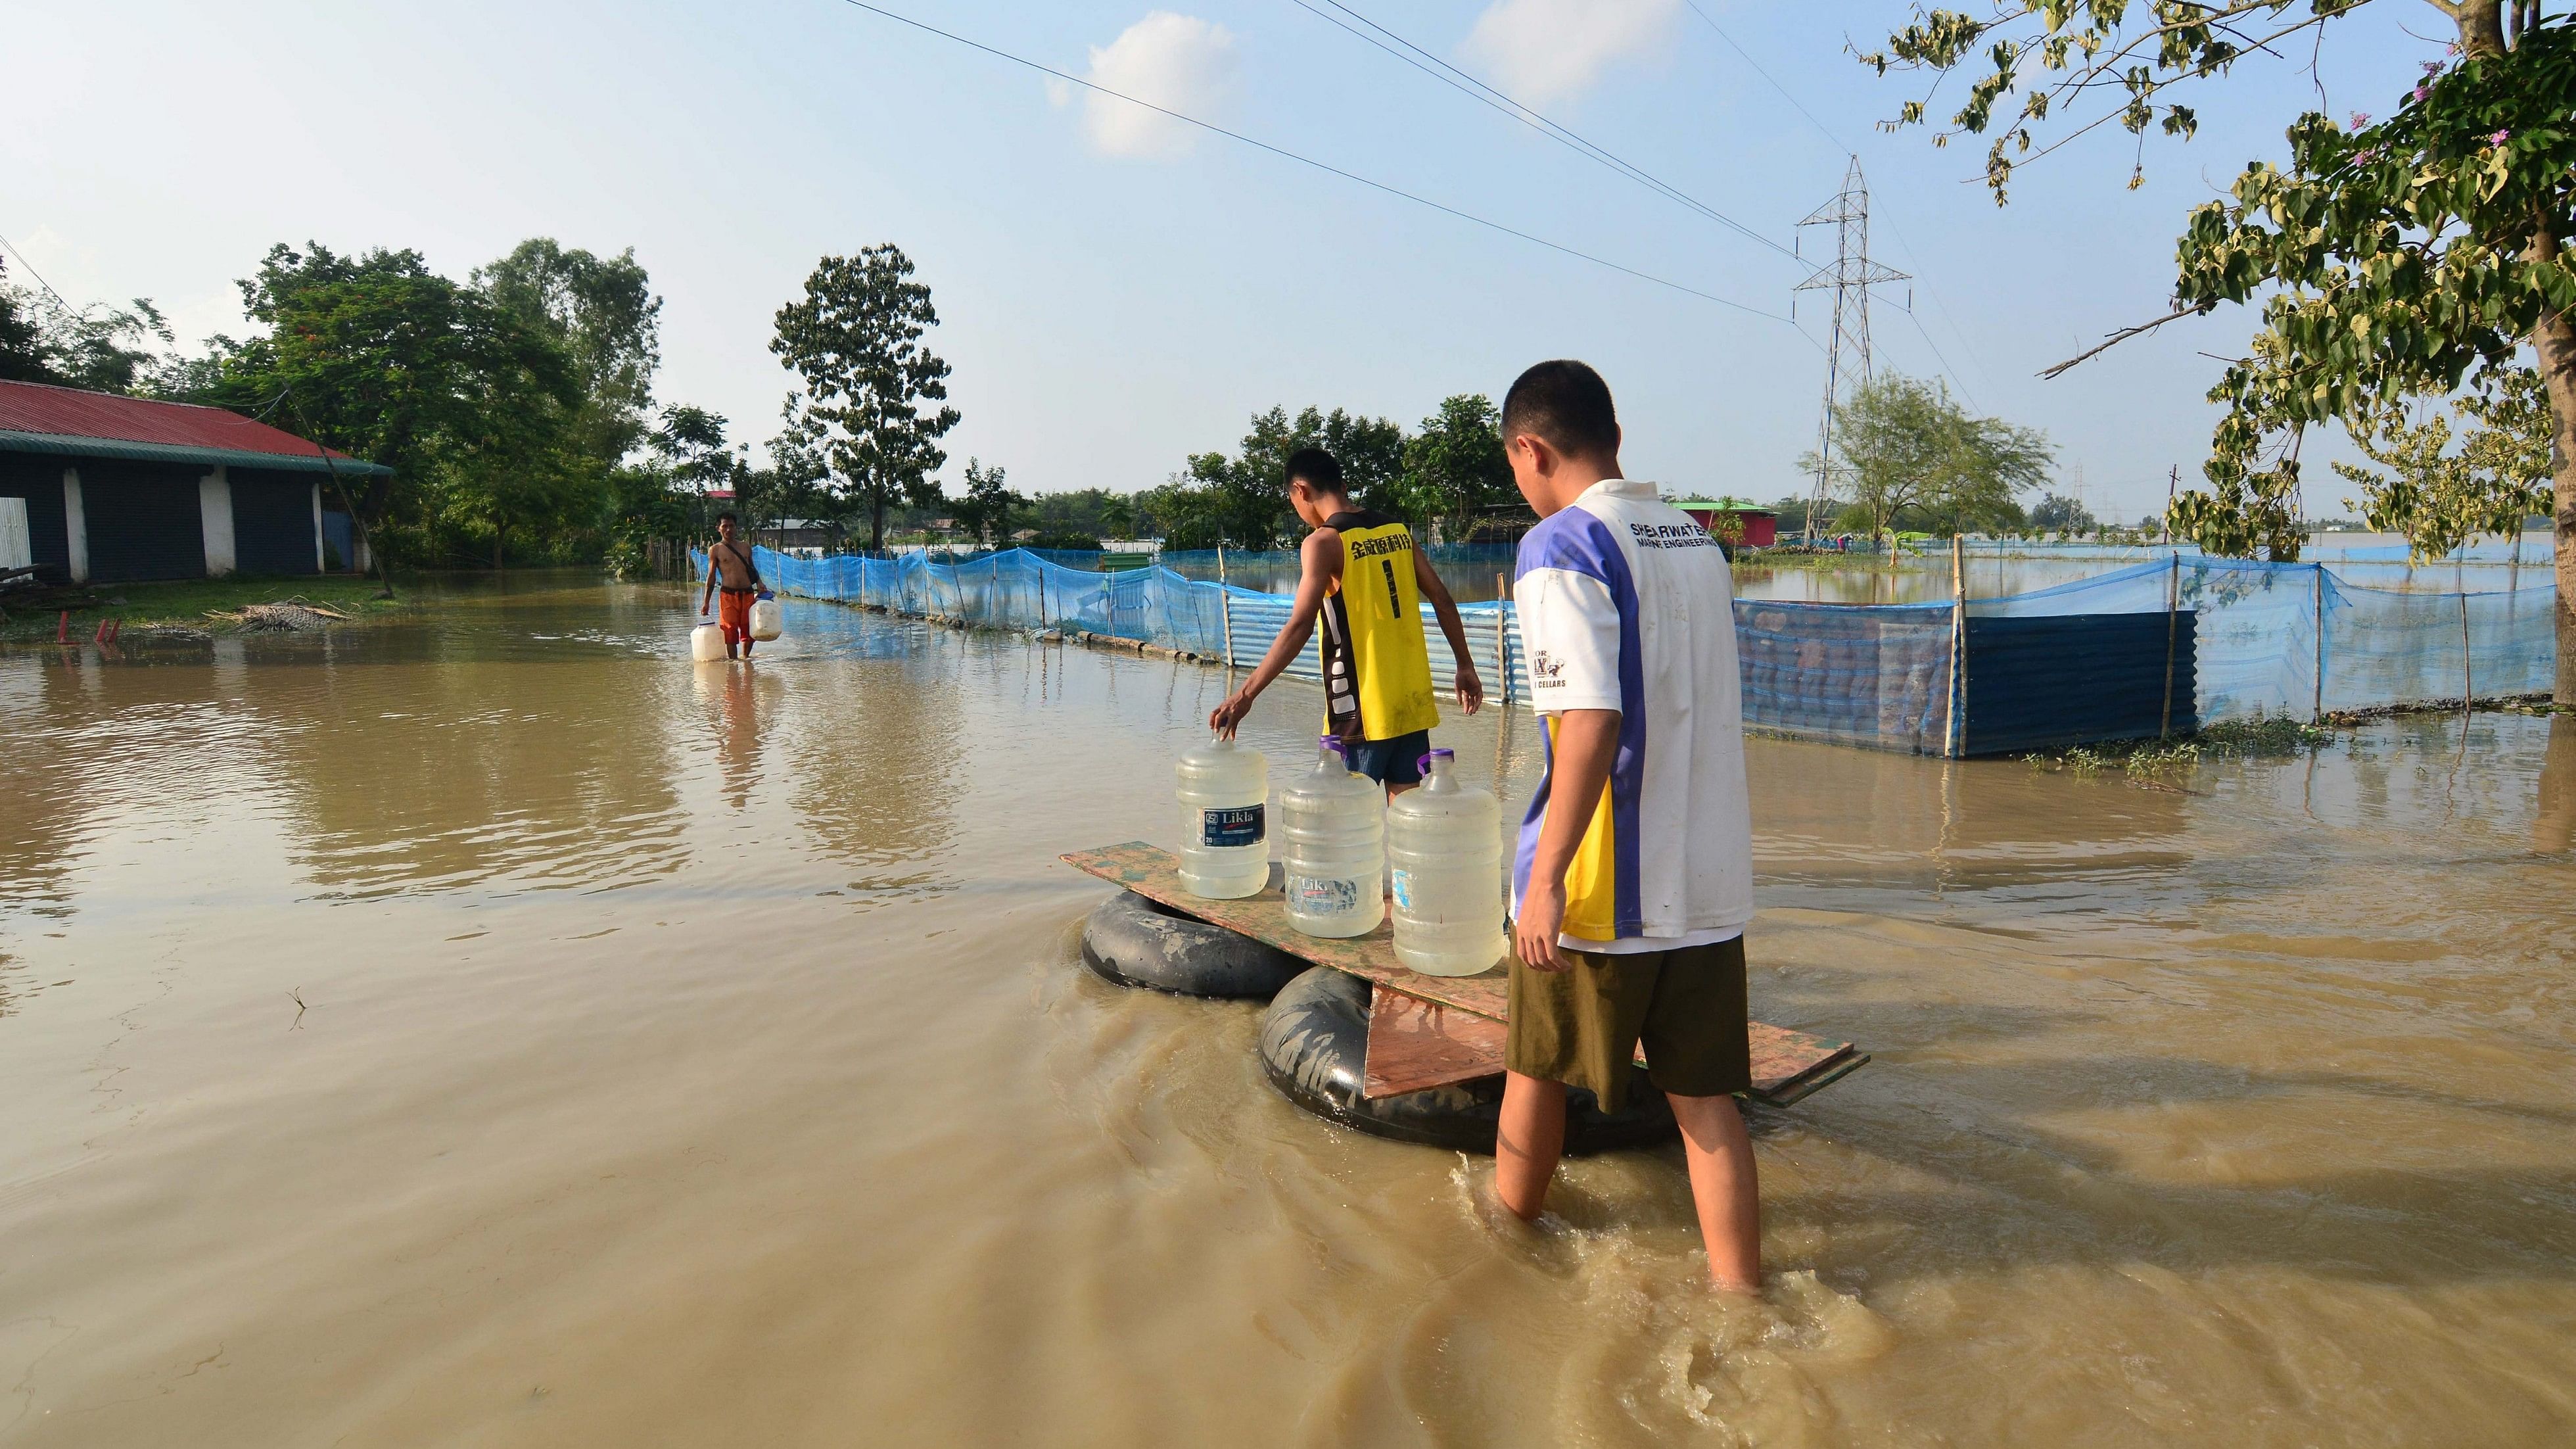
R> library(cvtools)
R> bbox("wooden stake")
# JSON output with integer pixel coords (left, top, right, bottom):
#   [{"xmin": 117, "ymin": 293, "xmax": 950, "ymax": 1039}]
[
  {"xmin": 1218, "ymin": 543, "xmax": 1235, "ymax": 667},
  {"xmin": 2161, "ymin": 552, "xmax": 2179, "ymax": 738},
  {"xmin": 2461, "ymin": 586, "xmax": 2473, "ymax": 717},
  {"xmin": 1494, "ymin": 571, "xmax": 1511, "ymax": 709},
  {"xmin": 1948, "ymin": 534, "xmax": 1967, "ymax": 758},
  {"xmin": 2313, "ymin": 564, "xmax": 2327, "ymax": 723}
]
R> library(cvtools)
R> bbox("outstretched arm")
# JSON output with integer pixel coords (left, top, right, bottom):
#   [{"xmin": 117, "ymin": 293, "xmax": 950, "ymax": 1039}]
[
  {"xmin": 1211, "ymin": 530, "xmax": 1339, "ymax": 738},
  {"xmin": 1414, "ymin": 549, "xmax": 1483, "ymax": 715}
]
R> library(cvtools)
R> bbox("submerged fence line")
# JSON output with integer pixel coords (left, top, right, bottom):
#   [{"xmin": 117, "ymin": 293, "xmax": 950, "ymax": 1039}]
[{"xmin": 703, "ymin": 545, "xmax": 2556, "ymax": 757}]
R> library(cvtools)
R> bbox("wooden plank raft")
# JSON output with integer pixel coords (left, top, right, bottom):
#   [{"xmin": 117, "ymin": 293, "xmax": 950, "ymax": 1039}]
[{"xmin": 1062, "ymin": 842, "xmax": 1867, "ymax": 1108}]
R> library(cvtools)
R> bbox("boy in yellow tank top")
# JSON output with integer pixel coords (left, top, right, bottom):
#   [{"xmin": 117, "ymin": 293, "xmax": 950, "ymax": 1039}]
[{"xmin": 1209, "ymin": 447, "xmax": 1484, "ymax": 790}]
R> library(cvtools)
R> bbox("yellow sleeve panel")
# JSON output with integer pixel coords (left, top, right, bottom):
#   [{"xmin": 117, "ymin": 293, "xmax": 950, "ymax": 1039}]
[{"xmin": 1545, "ymin": 715, "xmax": 1622, "ymax": 941}]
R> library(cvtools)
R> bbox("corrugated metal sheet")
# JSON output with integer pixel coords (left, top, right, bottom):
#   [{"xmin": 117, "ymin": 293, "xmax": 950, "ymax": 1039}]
[
  {"xmin": 80, "ymin": 460, "xmax": 206, "ymax": 584},
  {"xmin": 0, "ymin": 379, "xmax": 390, "ymax": 475},
  {"xmin": 1959, "ymin": 613, "xmax": 2199, "ymax": 755},
  {"xmin": 230, "ymin": 468, "xmax": 319, "ymax": 575},
  {"xmin": 0, "ymin": 429, "xmax": 392, "ymax": 477}
]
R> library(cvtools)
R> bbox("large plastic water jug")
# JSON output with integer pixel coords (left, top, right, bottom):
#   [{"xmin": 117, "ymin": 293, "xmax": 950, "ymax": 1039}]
[
  {"xmin": 1384, "ymin": 748, "xmax": 1506, "ymax": 976},
  {"xmin": 690, "ymin": 623, "xmax": 726, "ymax": 663},
  {"xmin": 1280, "ymin": 736, "xmax": 1386, "ymax": 938},
  {"xmin": 748, "ymin": 592, "xmax": 783, "ymax": 642},
  {"xmin": 1176, "ymin": 736, "xmax": 1269, "ymax": 899}
]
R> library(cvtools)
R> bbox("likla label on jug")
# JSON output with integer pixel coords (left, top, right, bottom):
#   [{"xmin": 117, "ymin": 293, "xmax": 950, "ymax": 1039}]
[
  {"xmin": 1290, "ymin": 875, "xmax": 1363, "ymax": 915},
  {"xmin": 1201, "ymin": 804, "xmax": 1264, "ymax": 848},
  {"xmin": 1390, "ymin": 869, "xmax": 1415, "ymax": 911}
]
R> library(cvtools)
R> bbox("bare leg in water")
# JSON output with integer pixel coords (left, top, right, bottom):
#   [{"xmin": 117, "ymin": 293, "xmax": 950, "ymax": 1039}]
[{"xmin": 1495, "ymin": 1070, "xmax": 1762, "ymax": 1293}]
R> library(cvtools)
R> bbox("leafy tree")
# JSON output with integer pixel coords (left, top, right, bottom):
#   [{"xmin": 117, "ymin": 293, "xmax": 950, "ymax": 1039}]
[
  {"xmin": 0, "ymin": 254, "xmax": 176, "ymax": 394},
  {"xmin": 201, "ymin": 242, "xmax": 576, "ymax": 586},
  {"xmin": 1799, "ymin": 373, "xmax": 2053, "ymax": 547},
  {"xmin": 2030, "ymin": 492, "xmax": 2099, "ymax": 534},
  {"xmin": 475, "ymin": 240, "xmax": 661, "ymax": 469},
  {"xmin": 2331, "ymin": 367, "xmax": 2552, "ymax": 556},
  {"xmin": 949, "ymin": 457, "xmax": 1026, "ymax": 546},
  {"xmin": 1172, "ymin": 404, "xmax": 1409, "ymax": 546},
  {"xmin": 1400, "ymin": 394, "xmax": 1513, "ymax": 542},
  {"xmin": 770, "ymin": 246, "xmax": 960, "ymax": 551},
  {"xmin": 1869, "ymin": 0, "xmax": 2576, "ymax": 701}
]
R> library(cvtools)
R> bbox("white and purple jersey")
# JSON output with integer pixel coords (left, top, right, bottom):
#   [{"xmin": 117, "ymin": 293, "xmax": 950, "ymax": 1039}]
[{"xmin": 1511, "ymin": 479, "xmax": 1753, "ymax": 951}]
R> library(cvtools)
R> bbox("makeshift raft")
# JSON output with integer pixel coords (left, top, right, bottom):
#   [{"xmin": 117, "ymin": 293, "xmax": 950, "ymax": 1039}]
[{"xmin": 1062, "ymin": 842, "xmax": 1867, "ymax": 1108}]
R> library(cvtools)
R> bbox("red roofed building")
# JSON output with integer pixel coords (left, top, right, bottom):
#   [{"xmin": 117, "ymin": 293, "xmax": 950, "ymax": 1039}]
[{"xmin": 0, "ymin": 378, "xmax": 391, "ymax": 582}]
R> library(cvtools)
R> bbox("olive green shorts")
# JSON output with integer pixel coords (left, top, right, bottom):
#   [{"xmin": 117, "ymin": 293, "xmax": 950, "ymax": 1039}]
[{"xmin": 1505, "ymin": 936, "xmax": 1750, "ymax": 1114}]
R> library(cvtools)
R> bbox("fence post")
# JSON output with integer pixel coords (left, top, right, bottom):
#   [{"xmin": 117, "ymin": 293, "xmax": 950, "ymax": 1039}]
[
  {"xmin": 2460, "ymin": 586, "xmax": 2473, "ymax": 717},
  {"xmin": 1495, "ymin": 571, "xmax": 1512, "ymax": 709},
  {"xmin": 2161, "ymin": 552, "xmax": 2179, "ymax": 738},
  {"xmin": 1947, "ymin": 535, "xmax": 1967, "ymax": 757},
  {"xmin": 2313, "ymin": 563, "xmax": 2327, "ymax": 723},
  {"xmin": 1217, "ymin": 543, "xmax": 1236, "ymax": 667}
]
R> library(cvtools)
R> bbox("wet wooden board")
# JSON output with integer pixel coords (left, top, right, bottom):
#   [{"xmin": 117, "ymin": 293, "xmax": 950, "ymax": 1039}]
[
  {"xmin": 1363, "ymin": 988, "xmax": 1509, "ymax": 1097},
  {"xmin": 1062, "ymin": 842, "xmax": 1867, "ymax": 1108}
]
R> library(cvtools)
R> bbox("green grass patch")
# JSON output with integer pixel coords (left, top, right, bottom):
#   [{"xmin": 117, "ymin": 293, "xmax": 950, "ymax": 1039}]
[
  {"xmin": 0, "ymin": 575, "xmax": 410, "ymax": 642},
  {"xmin": 2024, "ymin": 715, "xmax": 2339, "ymax": 779}
]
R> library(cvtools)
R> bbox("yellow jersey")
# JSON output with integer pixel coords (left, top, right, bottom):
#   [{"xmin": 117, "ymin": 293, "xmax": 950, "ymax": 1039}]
[{"xmin": 1316, "ymin": 510, "xmax": 1441, "ymax": 742}]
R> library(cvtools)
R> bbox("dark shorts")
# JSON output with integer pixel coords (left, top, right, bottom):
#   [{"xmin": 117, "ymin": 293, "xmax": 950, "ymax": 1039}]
[
  {"xmin": 1344, "ymin": 730, "xmax": 1432, "ymax": 786},
  {"xmin": 1505, "ymin": 936, "xmax": 1750, "ymax": 1113}
]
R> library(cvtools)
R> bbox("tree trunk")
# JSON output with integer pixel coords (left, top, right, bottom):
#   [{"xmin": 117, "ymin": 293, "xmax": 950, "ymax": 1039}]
[
  {"xmin": 493, "ymin": 518, "xmax": 505, "ymax": 571},
  {"xmin": 2537, "ymin": 304, "xmax": 2576, "ymax": 705},
  {"xmin": 870, "ymin": 492, "xmax": 885, "ymax": 554}
]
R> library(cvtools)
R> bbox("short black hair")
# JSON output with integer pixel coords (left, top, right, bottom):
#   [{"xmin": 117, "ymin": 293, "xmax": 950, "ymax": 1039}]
[
  {"xmin": 1284, "ymin": 446, "xmax": 1346, "ymax": 495},
  {"xmin": 716, "ymin": 509, "xmax": 738, "ymax": 525},
  {"xmin": 1501, "ymin": 360, "xmax": 1619, "ymax": 462}
]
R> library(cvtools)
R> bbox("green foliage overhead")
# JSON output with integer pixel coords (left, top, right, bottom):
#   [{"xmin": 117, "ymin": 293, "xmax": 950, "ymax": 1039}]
[
  {"xmin": 2331, "ymin": 367, "xmax": 2552, "ymax": 556},
  {"xmin": 770, "ymin": 245, "xmax": 961, "ymax": 552}
]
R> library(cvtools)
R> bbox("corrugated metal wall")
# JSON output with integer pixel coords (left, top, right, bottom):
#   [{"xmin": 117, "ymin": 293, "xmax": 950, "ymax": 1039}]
[
  {"xmin": 0, "ymin": 454, "xmax": 72, "ymax": 578},
  {"xmin": 230, "ymin": 468, "xmax": 318, "ymax": 575},
  {"xmin": 1959, "ymin": 613, "xmax": 2199, "ymax": 755},
  {"xmin": 76, "ymin": 460, "xmax": 204, "ymax": 583}
]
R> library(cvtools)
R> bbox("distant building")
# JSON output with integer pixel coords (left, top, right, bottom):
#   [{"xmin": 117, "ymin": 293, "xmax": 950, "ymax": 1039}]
[
  {"xmin": 1670, "ymin": 498, "xmax": 1777, "ymax": 549},
  {"xmin": 0, "ymin": 379, "xmax": 391, "ymax": 582}
]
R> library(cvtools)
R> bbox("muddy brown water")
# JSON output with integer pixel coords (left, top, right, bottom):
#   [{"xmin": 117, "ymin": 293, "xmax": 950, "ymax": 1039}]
[{"xmin": 3, "ymin": 577, "xmax": 2571, "ymax": 1446}]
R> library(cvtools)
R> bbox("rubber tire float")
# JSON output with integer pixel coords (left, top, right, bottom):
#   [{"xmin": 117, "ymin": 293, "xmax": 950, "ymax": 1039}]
[
  {"xmin": 1080, "ymin": 890, "xmax": 1307, "ymax": 1000},
  {"xmin": 1256, "ymin": 966, "xmax": 1678, "ymax": 1154}
]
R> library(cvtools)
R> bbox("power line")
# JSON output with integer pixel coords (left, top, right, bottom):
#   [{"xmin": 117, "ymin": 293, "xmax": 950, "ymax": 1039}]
[
  {"xmin": 0, "ymin": 229, "xmax": 76, "ymax": 314},
  {"xmin": 833, "ymin": 1, "xmax": 1808, "ymax": 330},
  {"xmin": 1292, "ymin": 0, "xmax": 1802, "ymax": 266},
  {"xmin": 1679, "ymin": 2, "xmax": 1850, "ymax": 154}
]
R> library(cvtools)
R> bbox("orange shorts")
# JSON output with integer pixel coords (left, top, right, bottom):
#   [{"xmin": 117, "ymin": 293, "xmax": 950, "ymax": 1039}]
[{"xmin": 718, "ymin": 589, "xmax": 755, "ymax": 643}]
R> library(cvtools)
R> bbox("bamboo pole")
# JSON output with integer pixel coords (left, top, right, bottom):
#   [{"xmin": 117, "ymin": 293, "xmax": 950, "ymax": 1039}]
[
  {"xmin": 1218, "ymin": 543, "xmax": 1235, "ymax": 667},
  {"xmin": 1494, "ymin": 571, "xmax": 1512, "ymax": 709},
  {"xmin": 2160, "ymin": 552, "xmax": 2179, "ymax": 738},
  {"xmin": 2461, "ymin": 586, "xmax": 2474, "ymax": 717},
  {"xmin": 2313, "ymin": 563, "xmax": 2327, "ymax": 723},
  {"xmin": 1948, "ymin": 534, "xmax": 1967, "ymax": 758}
]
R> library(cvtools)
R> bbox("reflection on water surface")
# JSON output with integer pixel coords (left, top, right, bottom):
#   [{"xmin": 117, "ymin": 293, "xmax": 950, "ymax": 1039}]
[{"xmin": 0, "ymin": 573, "xmax": 2568, "ymax": 1446}]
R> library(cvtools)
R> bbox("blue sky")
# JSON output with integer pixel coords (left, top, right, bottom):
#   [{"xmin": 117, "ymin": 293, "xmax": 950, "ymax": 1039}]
[{"xmin": 9, "ymin": 1, "xmax": 2442, "ymax": 522}]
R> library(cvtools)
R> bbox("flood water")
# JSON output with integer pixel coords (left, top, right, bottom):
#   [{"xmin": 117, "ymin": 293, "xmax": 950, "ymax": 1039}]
[{"xmin": 3, "ymin": 575, "xmax": 2571, "ymax": 1446}]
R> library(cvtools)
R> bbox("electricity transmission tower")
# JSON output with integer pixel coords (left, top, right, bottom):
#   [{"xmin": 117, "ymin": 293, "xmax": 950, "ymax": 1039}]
[{"xmin": 1794, "ymin": 158, "xmax": 1908, "ymax": 545}]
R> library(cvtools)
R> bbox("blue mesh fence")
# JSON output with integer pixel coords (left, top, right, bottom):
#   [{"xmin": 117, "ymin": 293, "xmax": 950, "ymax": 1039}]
[{"xmin": 709, "ymin": 544, "xmax": 2557, "ymax": 753}]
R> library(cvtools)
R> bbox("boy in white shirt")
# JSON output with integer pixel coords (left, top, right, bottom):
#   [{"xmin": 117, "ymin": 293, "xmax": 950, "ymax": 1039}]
[{"xmin": 1493, "ymin": 359, "xmax": 1762, "ymax": 1294}]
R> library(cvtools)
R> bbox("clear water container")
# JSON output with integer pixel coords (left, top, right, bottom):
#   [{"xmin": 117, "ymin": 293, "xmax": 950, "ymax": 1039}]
[
  {"xmin": 1176, "ymin": 736, "xmax": 1270, "ymax": 899},
  {"xmin": 1384, "ymin": 748, "xmax": 1506, "ymax": 976},
  {"xmin": 748, "ymin": 592, "xmax": 783, "ymax": 641},
  {"xmin": 690, "ymin": 623, "xmax": 726, "ymax": 663},
  {"xmin": 1280, "ymin": 736, "xmax": 1386, "ymax": 938}
]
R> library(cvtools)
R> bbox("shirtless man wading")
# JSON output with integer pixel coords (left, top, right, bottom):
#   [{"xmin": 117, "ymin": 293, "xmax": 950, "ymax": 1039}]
[{"xmin": 697, "ymin": 511, "xmax": 764, "ymax": 659}]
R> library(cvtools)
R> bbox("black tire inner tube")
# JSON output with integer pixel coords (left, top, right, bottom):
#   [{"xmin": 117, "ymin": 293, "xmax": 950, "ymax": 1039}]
[
  {"xmin": 1080, "ymin": 890, "xmax": 1307, "ymax": 1000},
  {"xmin": 1256, "ymin": 966, "xmax": 1677, "ymax": 1155}
]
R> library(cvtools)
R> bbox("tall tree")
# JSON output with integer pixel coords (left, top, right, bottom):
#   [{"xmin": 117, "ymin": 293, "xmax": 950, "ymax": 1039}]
[
  {"xmin": 202, "ymin": 242, "xmax": 575, "ymax": 586},
  {"xmin": 1171, "ymin": 404, "xmax": 1409, "ymax": 546},
  {"xmin": 1800, "ymin": 373, "xmax": 2053, "ymax": 547},
  {"xmin": 1400, "ymin": 393, "xmax": 1514, "ymax": 542},
  {"xmin": 0, "ymin": 254, "xmax": 176, "ymax": 394},
  {"xmin": 770, "ymin": 246, "xmax": 960, "ymax": 551},
  {"xmin": 475, "ymin": 240, "xmax": 661, "ymax": 473},
  {"xmin": 1869, "ymin": 1, "xmax": 2576, "ymax": 702},
  {"xmin": 949, "ymin": 458, "xmax": 1026, "ymax": 546}
]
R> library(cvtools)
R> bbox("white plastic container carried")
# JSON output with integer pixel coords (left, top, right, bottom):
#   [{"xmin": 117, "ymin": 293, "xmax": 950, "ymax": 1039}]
[
  {"xmin": 690, "ymin": 622, "xmax": 726, "ymax": 663},
  {"xmin": 1384, "ymin": 747, "xmax": 1507, "ymax": 976},
  {"xmin": 1280, "ymin": 736, "xmax": 1386, "ymax": 938},
  {"xmin": 1176, "ymin": 736, "xmax": 1270, "ymax": 899},
  {"xmin": 747, "ymin": 591, "xmax": 783, "ymax": 642}
]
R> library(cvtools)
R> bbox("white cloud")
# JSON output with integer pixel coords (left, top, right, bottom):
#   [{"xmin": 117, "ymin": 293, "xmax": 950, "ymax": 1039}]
[
  {"xmin": 1053, "ymin": 12, "xmax": 1237, "ymax": 160},
  {"xmin": 1460, "ymin": 0, "xmax": 1679, "ymax": 107}
]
